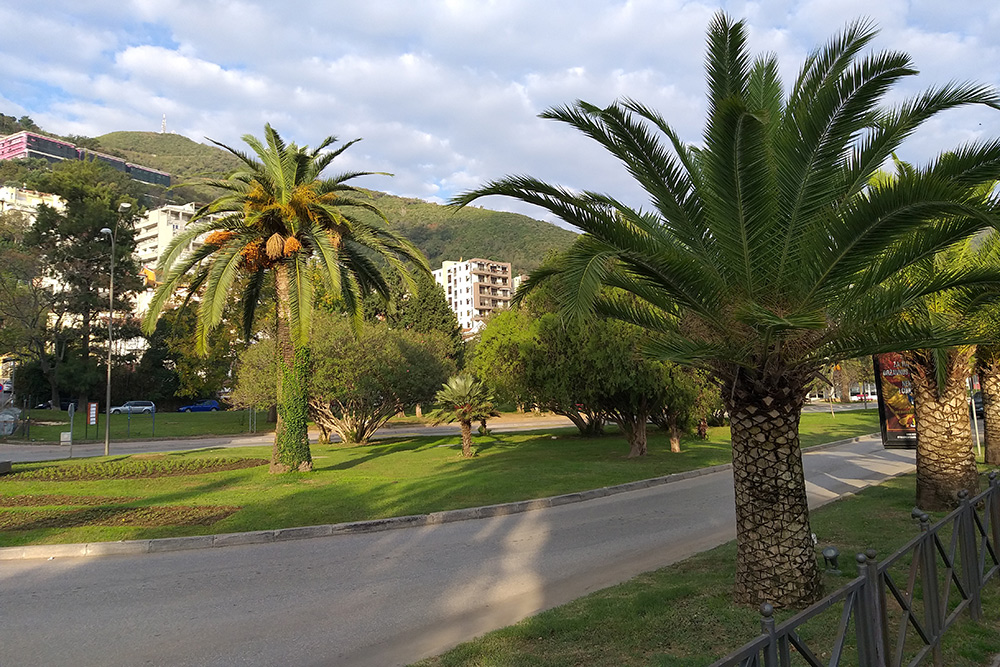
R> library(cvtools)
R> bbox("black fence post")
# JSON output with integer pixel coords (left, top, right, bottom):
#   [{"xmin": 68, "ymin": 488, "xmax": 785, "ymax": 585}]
[
  {"xmin": 855, "ymin": 553, "xmax": 876, "ymax": 666},
  {"xmin": 916, "ymin": 511, "xmax": 943, "ymax": 667},
  {"xmin": 760, "ymin": 603, "xmax": 778, "ymax": 667},
  {"xmin": 864, "ymin": 549, "xmax": 888, "ymax": 666},
  {"xmin": 958, "ymin": 489, "xmax": 983, "ymax": 621},
  {"xmin": 991, "ymin": 473, "xmax": 1000, "ymax": 573}
]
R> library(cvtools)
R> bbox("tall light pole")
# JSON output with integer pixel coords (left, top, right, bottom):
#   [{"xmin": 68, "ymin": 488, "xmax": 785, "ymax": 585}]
[{"xmin": 100, "ymin": 202, "xmax": 130, "ymax": 456}]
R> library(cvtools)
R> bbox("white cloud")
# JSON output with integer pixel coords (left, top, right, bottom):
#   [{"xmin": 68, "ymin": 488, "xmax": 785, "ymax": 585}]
[{"xmin": 4, "ymin": 0, "xmax": 1000, "ymax": 228}]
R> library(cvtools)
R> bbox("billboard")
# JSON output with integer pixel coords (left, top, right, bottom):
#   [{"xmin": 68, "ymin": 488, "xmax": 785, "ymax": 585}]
[{"xmin": 873, "ymin": 353, "xmax": 917, "ymax": 448}]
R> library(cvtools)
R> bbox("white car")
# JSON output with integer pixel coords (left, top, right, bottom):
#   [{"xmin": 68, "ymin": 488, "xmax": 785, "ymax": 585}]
[{"xmin": 110, "ymin": 400, "xmax": 156, "ymax": 414}]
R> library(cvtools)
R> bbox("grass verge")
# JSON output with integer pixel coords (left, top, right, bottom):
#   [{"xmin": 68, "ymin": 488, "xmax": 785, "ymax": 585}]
[
  {"xmin": 0, "ymin": 410, "xmax": 879, "ymax": 547},
  {"xmin": 414, "ymin": 472, "xmax": 1000, "ymax": 667}
]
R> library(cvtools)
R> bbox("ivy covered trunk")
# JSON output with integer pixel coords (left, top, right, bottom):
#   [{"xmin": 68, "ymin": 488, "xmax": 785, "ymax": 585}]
[
  {"xmin": 980, "ymin": 346, "xmax": 1000, "ymax": 466},
  {"xmin": 909, "ymin": 349, "xmax": 978, "ymax": 510},
  {"xmin": 724, "ymin": 372, "xmax": 822, "ymax": 608},
  {"xmin": 271, "ymin": 264, "xmax": 312, "ymax": 473}
]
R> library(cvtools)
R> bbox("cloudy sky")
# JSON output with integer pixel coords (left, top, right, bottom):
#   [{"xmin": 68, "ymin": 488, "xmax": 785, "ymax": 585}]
[{"xmin": 4, "ymin": 1, "xmax": 1000, "ymax": 224}]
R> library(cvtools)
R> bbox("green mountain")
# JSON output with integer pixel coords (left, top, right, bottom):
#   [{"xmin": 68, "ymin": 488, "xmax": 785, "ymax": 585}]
[
  {"xmin": 367, "ymin": 192, "xmax": 575, "ymax": 272},
  {"xmin": 97, "ymin": 131, "xmax": 243, "ymax": 181},
  {"xmin": 94, "ymin": 131, "xmax": 576, "ymax": 273}
]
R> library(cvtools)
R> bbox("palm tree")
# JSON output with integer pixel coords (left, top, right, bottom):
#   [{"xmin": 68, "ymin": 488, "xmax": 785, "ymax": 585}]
[
  {"xmin": 143, "ymin": 124, "xmax": 428, "ymax": 473},
  {"xmin": 453, "ymin": 14, "xmax": 1000, "ymax": 607},
  {"xmin": 427, "ymin": 374, "xmax": 499, "ymax": 457},
  {"xmin": 979, "ymin": 342, "xmax": 1000, "ymax": 465},
  {"xmin": 896, "ymin": 229, "xmax": 1000, "ymax": 509}
]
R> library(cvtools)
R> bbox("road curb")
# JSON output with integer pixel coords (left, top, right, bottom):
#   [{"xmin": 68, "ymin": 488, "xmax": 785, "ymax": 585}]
[{"xmin": 0, "ymin": 433, "xmax": 880, "ymax": 562}]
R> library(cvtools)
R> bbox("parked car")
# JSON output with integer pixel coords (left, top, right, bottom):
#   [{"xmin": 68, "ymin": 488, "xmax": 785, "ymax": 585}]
[
  {"xmin": 34, "ymin": 399, "xmax": 79, "ymax": 411},
  {"xmin": 178, "ymin": 399, "xmax": 221, "ymax": 413},
  {"xmin": 110, "ymin": 400, "xmax": 156, "ymax": 415}
]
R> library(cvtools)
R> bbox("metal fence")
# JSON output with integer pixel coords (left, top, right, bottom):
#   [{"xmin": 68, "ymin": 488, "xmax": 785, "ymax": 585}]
[{"xmin": 711, "ymin": 472, "xmax": 1000, "ymax": 667}]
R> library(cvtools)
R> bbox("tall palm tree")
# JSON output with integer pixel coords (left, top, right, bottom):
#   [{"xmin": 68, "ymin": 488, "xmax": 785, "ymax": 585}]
[
  {"xmin": 979, "ymin": 342, "xmax": 1000, "ymax": 465},
  {"xmin": 143, "ymin": 124, "xmax": 428, "ymax": 473},
  {"xmin": 454, "ymin": 14, "xmax": 1000, "ymax": 607},
  {"xmin": 895, "ymin": 229, "xmax": 1000, "ymax": 509},
  {"xmin": 427, "ymin": 374, "xmax": 499, "ymax": 457}
]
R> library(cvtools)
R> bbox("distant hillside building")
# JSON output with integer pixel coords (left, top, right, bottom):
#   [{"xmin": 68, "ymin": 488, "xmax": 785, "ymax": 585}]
[
  {"xmin": 0, "ymin": 131, "xmax": 171, "ymax": 187},
  {"xmin": 432, "ymin": 258, "xmax": 513, "ymax": 334}
]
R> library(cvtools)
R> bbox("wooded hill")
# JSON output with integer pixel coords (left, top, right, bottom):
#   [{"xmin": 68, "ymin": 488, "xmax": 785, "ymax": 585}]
[{"xmin": 94, "ymin": 131, "xmax": 577, "ymax": 273}]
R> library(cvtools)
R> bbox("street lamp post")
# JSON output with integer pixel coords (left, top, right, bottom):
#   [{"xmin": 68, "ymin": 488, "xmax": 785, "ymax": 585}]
[{"xmin": 100, "ymin": 202, "xmax": 130, "ymax": 456}]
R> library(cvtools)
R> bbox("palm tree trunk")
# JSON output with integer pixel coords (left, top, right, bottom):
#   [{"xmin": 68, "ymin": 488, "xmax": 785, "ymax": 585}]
[
  {"xmin": 460, "ymin": 420, "xmax": 473, "ymax": 457},
  {"xmin": 669, "ymin": 414, "xmax": 681, "ymax": 453},
  {"xmin": 979, "ymin": 346, "xmax": 1000, "ymax": 466},
  {"xmin": 910, "ymin": 349, "xmax": 978, "ymax": 510},
  {"xmin": 271, "ymin": 264, "xmax": 312, "ymax": 473},
  {"xmin": 726, "ymin": 376, "xmax": 822, "ymax": 608},
  {"xmin": 838, "ymin": 367, "xmax": 852, "ymax": 403}
]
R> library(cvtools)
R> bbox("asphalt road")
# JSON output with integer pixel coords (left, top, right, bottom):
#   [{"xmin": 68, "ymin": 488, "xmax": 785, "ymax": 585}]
[{"xmin": 0, "ymin": 437, "xmax": 915, "ymax": 667}]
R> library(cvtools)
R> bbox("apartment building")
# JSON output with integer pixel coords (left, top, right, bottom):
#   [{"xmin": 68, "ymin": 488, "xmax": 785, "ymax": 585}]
[
  {"xmin": 432, "ymin": 258, "xmax": 513, "ymax": 333},
  {"xmin": 0, "ymin": 131, "xmax": 171, "ymax": 187},
  {"xmin": 135, "ymin": 202, "xmax": 208, "ymax": 267}
]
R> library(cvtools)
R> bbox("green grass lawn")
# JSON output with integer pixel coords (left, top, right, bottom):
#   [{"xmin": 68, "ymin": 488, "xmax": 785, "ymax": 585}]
[
  {"xmin": 0, "ymin": 410, "xmax": 879, "ymax": 547},
  {"xmin": 3, "ymin": 408, "xmax": 271, "ymax": 442},
  {"xmin": 416, "ymin": 472, "xmax": 1000, "ymax": 667}
]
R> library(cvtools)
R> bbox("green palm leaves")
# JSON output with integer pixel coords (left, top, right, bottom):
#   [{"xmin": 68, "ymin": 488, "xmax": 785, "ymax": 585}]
[
  {"xmin": 453, "ymin": 11, "xmax": 1000, "ymax": 607},
  {"xmin": 427, "ymin": 374, "xmax": 498, "ymax": 424},
  {"xmin": 427, "ymin": 374, "xmax": 499, "ymax": 458},
  {"xmin": 142, "ymin": 124, "xmax": 428, "ymax": 352},
  {"xmin": 454, "ymin": 15, "xmax": 1000, "ymax": 378}
]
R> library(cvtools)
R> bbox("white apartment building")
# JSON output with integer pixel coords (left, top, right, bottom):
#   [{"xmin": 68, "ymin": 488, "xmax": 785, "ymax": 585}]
[
  {"xmin": 0, "ymin": 185, "xmax": 65, "ymax": 219},
  {"xmin": 432, "ymin": 258, "xmax": 513, "ymax": 333},
  {"xmin": 134, "ymin": 202, "xmax": 209, "ymax": 268},
  {"xmin": 133, "ymin": 202, "xmax": 220, "ymax": 313}
]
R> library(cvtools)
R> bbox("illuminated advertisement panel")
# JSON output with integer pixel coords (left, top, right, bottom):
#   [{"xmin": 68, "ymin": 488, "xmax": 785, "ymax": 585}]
[{"xmin": 873, "ymin": 353, "xmax": 917, "ymax": 448}]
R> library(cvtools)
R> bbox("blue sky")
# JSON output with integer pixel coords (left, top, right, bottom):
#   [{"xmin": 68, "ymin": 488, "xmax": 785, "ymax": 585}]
[{"xmin": 3, "ymin": 0, "xmax": 1000, "ymax": 223}]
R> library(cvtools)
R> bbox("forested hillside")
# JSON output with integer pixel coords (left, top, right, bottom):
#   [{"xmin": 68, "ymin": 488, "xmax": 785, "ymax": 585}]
[
  {"xmin": 97, "ymin": 131, "xmax": 244, "ymax": 180},
  {"xmin": 99, "ymin": 132, "xmax": 577, "ymax": 273},
  {"xmin": 368, "ymin": 193, "xmax": 575, "ymax": 272},
  {"xmin": 3, "ymin": 121, "xmax": 577, "ymax": 274}
]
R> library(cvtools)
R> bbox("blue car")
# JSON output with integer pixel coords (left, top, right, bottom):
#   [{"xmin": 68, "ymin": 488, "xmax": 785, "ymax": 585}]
[{"xmin": 178, "ymin": 400, "xmax": 221, "ymax": 413}]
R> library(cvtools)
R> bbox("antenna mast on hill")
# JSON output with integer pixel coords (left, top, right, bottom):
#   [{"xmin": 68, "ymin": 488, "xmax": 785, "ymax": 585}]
[{"xmin": 161, "ymin": 114, "xmax": 166, "ymax": 134}]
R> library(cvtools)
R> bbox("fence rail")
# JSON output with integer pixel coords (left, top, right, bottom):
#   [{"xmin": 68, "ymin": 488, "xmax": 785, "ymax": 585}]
[{"xmin": 711, "ymin": 472, "xmax": 1000, "ymax": 667}]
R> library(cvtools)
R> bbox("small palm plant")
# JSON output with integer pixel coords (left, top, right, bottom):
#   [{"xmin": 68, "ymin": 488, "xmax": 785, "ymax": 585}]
[{"xmin": 427, "ymin": 374, "xmax": 499, "ymax": 458}]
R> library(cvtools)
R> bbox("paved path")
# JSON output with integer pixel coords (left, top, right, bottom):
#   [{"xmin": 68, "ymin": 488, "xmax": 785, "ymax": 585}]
[
  {"xmin": 0, "ymin": 415, "xmax": 575, "ymax": 463},
  {"xmin": 0, "ymin": 437, "xmax": 914, "ymax": 667}
]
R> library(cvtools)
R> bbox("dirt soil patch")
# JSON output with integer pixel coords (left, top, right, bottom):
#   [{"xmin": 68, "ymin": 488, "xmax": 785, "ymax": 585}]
[
  {"xmin": 0, "ymin": 505, "xmax": 241, "ymax": 531},
  {"xmin": 7, "ymin": 457, "xmax": 269, "ymax": 481},
  {"xmin": 0, "ymin": 494, "xmax": 140, "ymax": 507}
]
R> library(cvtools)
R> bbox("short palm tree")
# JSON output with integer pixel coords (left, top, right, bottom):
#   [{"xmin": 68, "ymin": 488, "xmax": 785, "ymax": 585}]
[
  {"xmin": 454, "ymin": 14, "xmax": 1000, "ymax": 607},
  {"xmin": 427, "ymin": 374, "xmax": 499, "ymax": 457},
  {"xmin": 143, "ymin": 124, "xmax": 428, "ymax": 472}
]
